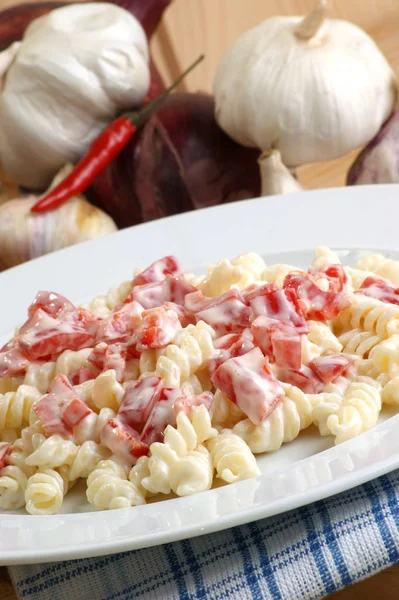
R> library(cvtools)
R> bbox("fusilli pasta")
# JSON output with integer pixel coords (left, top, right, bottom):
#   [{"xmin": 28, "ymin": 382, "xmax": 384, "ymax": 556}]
[{"xmin": 207, "ymin": 431, "xmax": 259, "ymax": 483}]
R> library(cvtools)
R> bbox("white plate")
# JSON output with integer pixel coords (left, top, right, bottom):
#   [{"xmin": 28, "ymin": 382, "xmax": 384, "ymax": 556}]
[{"xmin": 1, "ymin": 184, "xmax": 399, "ymax": 566}]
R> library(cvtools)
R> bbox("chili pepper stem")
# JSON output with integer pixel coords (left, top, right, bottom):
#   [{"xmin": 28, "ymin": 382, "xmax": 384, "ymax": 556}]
[{"xmin": 127, "ymin": 54, "xmax": 204, "ymax": 127}]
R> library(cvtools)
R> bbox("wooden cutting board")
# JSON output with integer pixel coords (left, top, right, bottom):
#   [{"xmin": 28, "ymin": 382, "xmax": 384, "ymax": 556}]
[{"xmin": 0, "ymin": 1, "xmax": 398, "ymax": 598}]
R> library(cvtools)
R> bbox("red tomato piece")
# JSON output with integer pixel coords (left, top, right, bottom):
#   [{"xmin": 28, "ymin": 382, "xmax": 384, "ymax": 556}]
[
  {"xmin": 17, "ymin": 309, "xmax": 94, "ymax": 361},
  {"xmin": 208, "ymin": 331, "xmax": 255, "ymax": 375},
  {"xmin": 101, "ymin": 417, "xmax": 149, "ymax": 461},
  {"xmin": 162, "ymin": 302, "xmax": 196, "ymax": 327},
  {"xmin": 96, "ymin": 301, "xmax": 143, "ymax": 344},
  {"xmin": 0, "ymin": 348, "xmax": 29, "ymax": 378},
  {"xmin": 119, "ymin": 376, "xmax": 163, "ymax": 431},
  {"xmin": 27, "ymin": 291, "xmax": 76, "ymax": 318},
  {"xmin": 195, "ymin": 290, "xmax": 252, "ymax": 335},
  {"xmin": 309, "ymin": 354, "xmax": 356, "ymax": 384},
  {"xmin": 244, "ymin": 283, "xmax": 278, "ymax": 302},
  {"xmin": 74, "ymin": 307, "xmax": 101, "ymax": 338},
  {"xmin": 34, "ymin": 374, "xmax": 91, "ymax": 435},
  {"xmin": 211, "ymin": 347, "xmax": 284, "ymax": 425},
  {"xmin": 0, "ymin": 442, "xmax": 11, "ymax": 469},
  {"xmin": 251, "ymin": 316, "xmax": 301, "ymax": 369},
  {"xmin": 88, "ymin": 343, "xmax": 126, "ymax": 381},
  {"xmin": 284, "ymin": 273, "xmax": 350, "ymax": 320},
  {"xmin": 131, "ymin": 256, "xmax": 182, "ymax": 288},
  {"xmin": 308, "ymin": 264, "xmax": 348, "ymax": 294},
  {"xmin": 184, "ymin": 290, "xmax": 210, "ymax": 313},
  {"xmin": 278, "ymin": 365, "xmax": 323, "ymax": 394},
  {"xmin": 130, "ymin": 276, "xmax": 197, "ymax": 309},
  {"xmin": 250, "ymin": 288, "xmax": 308, "ymax": 333},
  {"xmin": 69, "ymin": 367, "xmax": 97, "ymax": 386},
  {"xmin": 173, "ymin": 392, "xmax": 214, "ymax": 417},
  {"xmin": 358, "ymin": 276, "xmax": 399, "ymax": 305},
  {"xmin": 88, "ymin": 343, "xmax": 108, "ymax": 371},
  {"xmin": 140, "ymin": 388, "xmax": 180, "ymax": 446},
  {"xmin": 132, "ymin": 307, "xmax": 181, "ymax": 352}
]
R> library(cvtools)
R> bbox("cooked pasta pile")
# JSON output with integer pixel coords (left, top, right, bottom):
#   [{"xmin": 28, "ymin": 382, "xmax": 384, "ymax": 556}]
[{"xmin": 0, "ymin": 247, "xmax": 398, "ymax": 514}]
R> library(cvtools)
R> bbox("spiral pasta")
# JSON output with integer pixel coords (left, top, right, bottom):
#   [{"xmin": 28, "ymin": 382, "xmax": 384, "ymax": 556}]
[
  {"xmin": 86, "ymin": 459, "xmax": 145, "ymax": 510},
  {"xmin": 310, "ymin": 246, "xmax": 341, "ymax": 269},
  {"xmin": 25, "ymin": 468, "xmax": 66, "ymax": 515},
  {"xmin": 368, "ymin": 335, "xmax": 399, "ymax": 375},
  {"xmin": 207, "ymin": 431, "xmax": 259, "ymax": 483},
  {"xmin": 334, "ymin": 295, "xmax": 399, "ymax": 338},
  {"xmin": 261, "ymin": 263, "xmax": 298, "ymax": 288},
  {"xmin": 141, "ymin": 405, "xmax": 217, "ymax": 496},
  {"xmin": 356, "ymin": 254, "xmax": 399, "ymax": 286},
  {"xmin": 325, "ymin": 377, "xmax": 382, "ymax": 445},
  {"xmin": 73, "ymin": 408, "xmax": 116, "ymax": 445},
  {"xmin": 25, "ymin": 435, "xmax": 77, "ymax": 469},
  {"xmin": 155, "ymin": 322, "xmax": 216, "ymax": 387},
  {"xmin": 211, "ymin": 389, "xmax": 245, "ymax": 428},
  {"xmin": 23, "ymin": 362, "xmax": 56, "ymax": 395},
  {"xmin": 302, "ymin": 321, "xmax": 343, "ymax": 364},
  {"xmin": 339, "ymin": 329, "xmax": 381, "ymax": 359},
  {"xmin": 54, "ymin": 348, "xmax": 96, "ymax": 378},
  {"xmin": 195, "ymin": 253, "xmax": 265, "ymax": 296},
  {"xmin": 311, "ymin": 393, "xmax": 343, "ymax": 436},
  {"xmin": 232, "ymin": 383, "xmax": 314, "ymax": 453},
  {"xmin": 80, "ymin": 280, "xmax": 132, "ymax": 318},
  {"xmin": 0, "ymin": 385, "xmax": 41, "ymax": 430}
]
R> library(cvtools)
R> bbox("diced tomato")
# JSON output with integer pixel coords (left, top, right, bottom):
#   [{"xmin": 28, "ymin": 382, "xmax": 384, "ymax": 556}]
[
  {"xmin": 174, "ymin": 392, "xmax": 214, "ymax": 416},
  {"xmin": 130, "ymin": 276, "xmax": 197, "ymax": 309},
  {"xmin": 308, "ymin": 264, "xmax": 348, "ymax": 294},
  {"xmin": 140, "ymin": 388, "xmax": 180, "ymax": 445},
  {"xmin": 211, "ymin": 347, "xmax": 284, "ymax": 425},
  {"xmin": 284, "ymin": 273, "xmax": 350, "ymax": 320},
  {"xmin": 184, "ymin": 290, "xmax": 210, "ymax": 313},
  {"xmin": 244, "ymin": 283, "xmax": 278, "ymax": 302},
  {"xmin": 96, "ymin": 301, "xmax": 143, "ymax": 344},
  {"xmin": 27, "ymin": 291, "xmax": 76, "ymax": 319},
  {"xmin": 34, "ymin": 373, "xmax": 91, "ymax": 435},
  {"xmin": 358, "ymin": 276, "xmax": 399, "ymax": 305},
  {"xmin": 195, "ymin": 289, "xmax": 252, "ymax": 335},
  {"xmin": 88, "ymin": 343, "xmax": 126, "ymax": 381},
  {"xmin": 250, "ymin": 288, "xmax": 308, "ymax": 333},
  {"xmin": 309, "ymin": 354, "xmax": 356, "ymax": 384},
  {"xmin": 17, "ymin": 309, "xmax": 93, "ymax": 361},
  {"xmin": 75, "ymin": 307, "xmax": 101, "ymax": 338},
  {"xmin": 131, "ymin": 256, "xmax": 182, "ymax": 288},
  {"xmin": 0, "ymin": 442, "xmax": 11, "ymax": 469},
  {"xmin": 69, "ymin": 367, "xmax": 97, "ymax": 386},
  {"xmin": 251, "ymin": 316, "xmax": 301, "ymax": 369},
  {"xmin": 278, "ymin": 365, "xmax": 323, "ymax": 394},
  {"xmin": 119, "ymin": 376, "xmax": 163, "ymax": 431},
  {"xmin": 208, "ymin": 331, "xmax": 255, "ymax": 375},
  {"xmin": 162, "ymin": 302, "xmax": 195, "ymax": 327},
  {"xmin": 132, "ymin": 307, "xmax": 181, "ymax": 352},
  {"xmin": 0, "ymin": 347, "xmax": 29, "ymax": 378},
  {"xmin": 101, "ymin": 417, "xmax": 149, "ymax": 461}
]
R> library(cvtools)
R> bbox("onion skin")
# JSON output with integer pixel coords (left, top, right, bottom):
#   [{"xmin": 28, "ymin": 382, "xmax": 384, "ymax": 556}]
[
  {"xmin": 0, "ymin": 0, "xmax": 169, "ymax": 98},
  {"xmin": 347, "ymin": 112, "xmax": 399, "ymax": 185},
  {"xmin": 87, "ymin": 93, "xmax": 262, "ymax": 228}
]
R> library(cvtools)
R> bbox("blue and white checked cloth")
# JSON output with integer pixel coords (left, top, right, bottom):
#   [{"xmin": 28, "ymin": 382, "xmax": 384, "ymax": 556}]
[{"xmin": 9, "ymin": 469, "xmax": 399, "ymax": 600}]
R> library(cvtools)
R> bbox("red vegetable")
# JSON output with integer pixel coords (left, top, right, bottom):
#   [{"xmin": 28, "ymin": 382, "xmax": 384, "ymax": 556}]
[{"xmin": 88, "ymin": 93, "xmax": 262, "ymax": 228}]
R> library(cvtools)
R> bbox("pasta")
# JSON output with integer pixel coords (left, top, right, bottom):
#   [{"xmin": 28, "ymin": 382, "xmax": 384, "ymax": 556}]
[
  {"xmin": 141, "ymin": 406, "xmax": 217, "ymax": 496},
  {"xmin": 232, "ymin": 384, "xmax": 314, "ymax": 453},
  {"xmin": 86, "ymin": 460, "xmax": 144, "ymax": 510},
  {"xmin": 207, "ymin": 431, "xmax": 259, "ymax": 483},
  {"xmin": 2, "ymin": 247, "xmax": 399, "ymax": 514}
]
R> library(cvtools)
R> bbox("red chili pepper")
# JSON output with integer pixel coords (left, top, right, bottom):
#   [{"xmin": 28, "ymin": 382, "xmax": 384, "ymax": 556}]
[{"xmin": 31, "ymin": 55, "xmax": 204, "ymax": 214}]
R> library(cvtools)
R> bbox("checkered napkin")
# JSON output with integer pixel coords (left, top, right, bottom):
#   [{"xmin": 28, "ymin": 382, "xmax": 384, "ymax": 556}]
[{"xmin": 8, "ymin": 468, "xmax": 399, "ymax": 600}]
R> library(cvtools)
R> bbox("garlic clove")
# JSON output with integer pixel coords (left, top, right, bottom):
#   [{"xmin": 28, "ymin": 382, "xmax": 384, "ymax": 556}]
[
  {"xmin": 0, "ymin": 168, "xmax": 117, "ymax": 271},
  {"xmin": 258, "ymin": 150, "xmax": 303, "ymax": 196}
]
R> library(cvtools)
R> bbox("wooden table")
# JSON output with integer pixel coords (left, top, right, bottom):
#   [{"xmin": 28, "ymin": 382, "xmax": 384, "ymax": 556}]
[{"xmin": 0, "ymin": 0, "xmax": 398, "ymax": 598}]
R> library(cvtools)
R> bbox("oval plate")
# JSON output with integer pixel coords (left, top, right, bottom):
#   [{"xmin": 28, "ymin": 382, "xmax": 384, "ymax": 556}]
[{"xmin": 1, "ymin": 184, "xmax": 399, "ymax": 565}]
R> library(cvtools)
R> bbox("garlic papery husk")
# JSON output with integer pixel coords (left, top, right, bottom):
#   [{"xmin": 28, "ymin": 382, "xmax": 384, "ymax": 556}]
[
  {"xmin": 0, "ymin": 3, "xmax": 150, "ymax": 190},
  {"xmin": 0, "ymin": 166, "xmax": 117, "ymax": 271},
  {"xmin": 259, "ymin": 150, "xmax": 303, "ymax": 196},
  {"xmin": 213, "ymin": 0, "xmax": 397, "ymax": 168}
]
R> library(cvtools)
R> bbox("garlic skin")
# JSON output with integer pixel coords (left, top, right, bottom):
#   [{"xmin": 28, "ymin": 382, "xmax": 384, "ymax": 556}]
[
  {"xmin": 0, "ymin": 3, "xmax": 150, "ymax": 190},
  {"xmin": 259, "ymin": 150, "xmax": 303, "ymax": 196},
  {"xmin": 0, "ymin": 167, "xmax": 117, "ymax": 271},
  {"xmin": 213, "ymin": 2, "xmax": 397, "ymax": 167}
]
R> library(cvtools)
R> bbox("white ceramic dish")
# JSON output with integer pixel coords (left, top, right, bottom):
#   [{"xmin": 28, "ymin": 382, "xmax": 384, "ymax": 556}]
[{"xmin": 1, "ymin": 183, "xmax": 399, "ymax": 566}]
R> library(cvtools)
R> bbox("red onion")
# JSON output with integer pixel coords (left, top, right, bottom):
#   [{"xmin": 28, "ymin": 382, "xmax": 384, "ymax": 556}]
[
  {"xmin": 87, "ymin": 93, "xmax": 262, "ymax": 228},
  {"xmin": 0, "ymin": 0, "xmax": 170, "ymax": 99},
  {"xmin": 347, "ymin": 112, "xmax": 399, "ymax": 185}
]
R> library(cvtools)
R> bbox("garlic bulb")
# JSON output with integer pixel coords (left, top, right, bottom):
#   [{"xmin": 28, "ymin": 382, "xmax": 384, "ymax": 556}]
[
  {"xmin": 259, "ymin": 150, "xmax": 303, "ymax": 196},
  {"xmin": 0, "ymin": 166, "xmax": 117, "ymax": 271},
  {"xmin": 213, "ymin": 0, "xmax": 397, "ymax": 167},
  {"xmin": 0, "ymin": 3, "xmax": 150, "ymax": 190}
]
